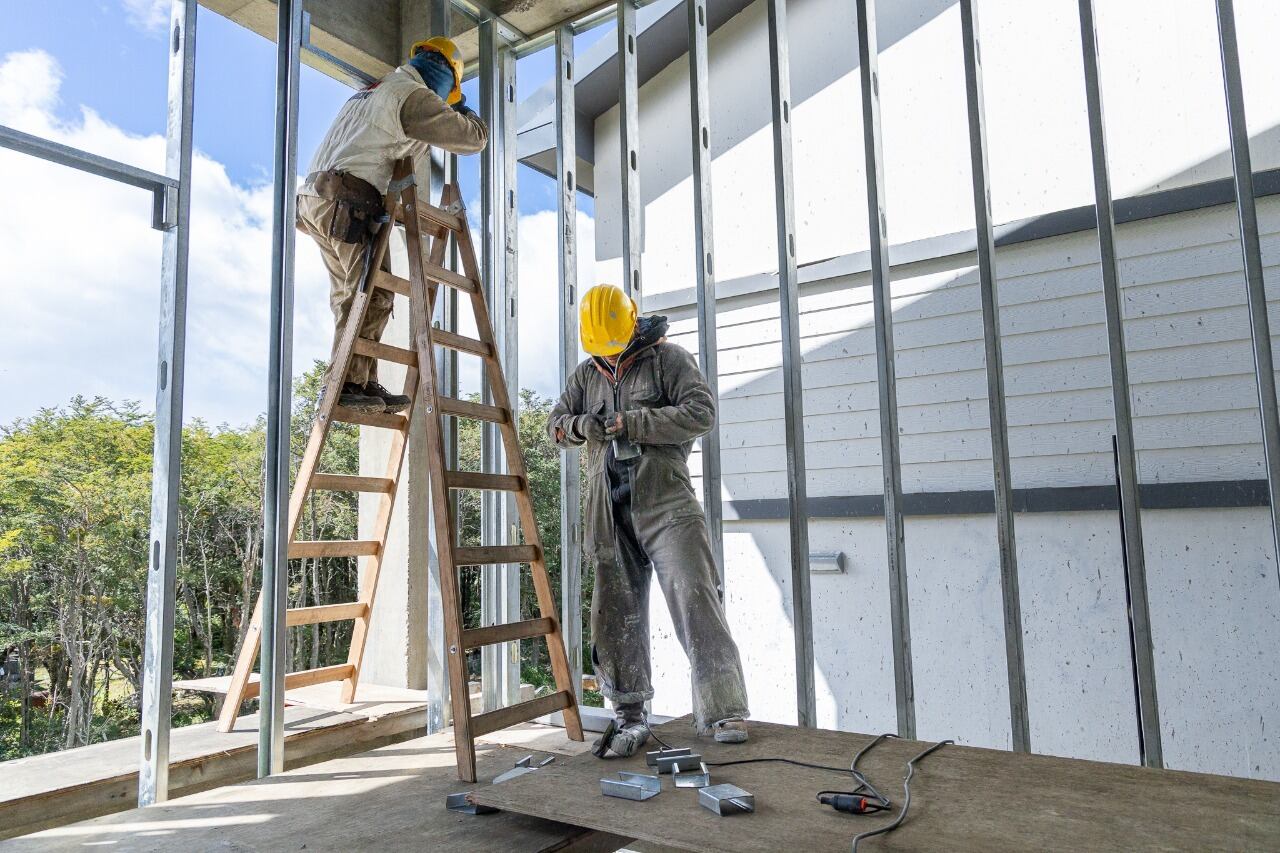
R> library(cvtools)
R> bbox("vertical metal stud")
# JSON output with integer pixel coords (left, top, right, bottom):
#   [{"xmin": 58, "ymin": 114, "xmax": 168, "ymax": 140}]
[
  {"xmin": 855, "ymin": 0, "xmax": 914, "ymax": 739},
  {"xmin": 618, "ymin": 0, "xmax": 642, "ymax": 302},
  {"xmin": 138, "ymin": 0, "xmax": 196, "ymax": 806},
  {"xmin": 1077, "ymin": 0, "xmax": 1161, "ymax": 768},
  {"xmin": 259, "ymin": 0, "xmax": 303, "ymax": 778},
  {"xmin": 425, "ymin": 0, "xmax": 452, "ymax": 735},
  {"xmin": 555, "ymin": 24, "xmax": 584, "ymax": 700},
  {"xmin": 1215, "ymin": 0, "xmax": 1280, "ymax": 592},
  {"xmin": 479, "ymin": 22, "xmax": 520, "ymax": 711},
  {"xmin": 959, "ymin": 0, "xmax": 1029, "ymax": 753},
  {"xmin": 688, "ymin": 0, "xmax": 725, "ymax": 597},
  {"xmin": 765, "ymin": 0, "xmax": 815, "ymax": 728}
]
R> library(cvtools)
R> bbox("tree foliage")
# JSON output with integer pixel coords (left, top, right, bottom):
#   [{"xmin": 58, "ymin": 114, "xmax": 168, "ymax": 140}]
[{"xmin": 0, "ymin": 367, "xmax": 583, "ymax": 760}]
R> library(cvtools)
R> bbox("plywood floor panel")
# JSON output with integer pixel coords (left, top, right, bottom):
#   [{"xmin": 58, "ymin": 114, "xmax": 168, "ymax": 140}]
[{"xmin": 471, "ymin": 717, "xmax": 1280, "ymax": 852}]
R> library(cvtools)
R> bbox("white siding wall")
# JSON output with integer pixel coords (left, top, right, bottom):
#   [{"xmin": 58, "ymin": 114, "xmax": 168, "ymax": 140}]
[{"xmin": 589, "ymin": 0, "xmax": 1280, "ymax": 780}]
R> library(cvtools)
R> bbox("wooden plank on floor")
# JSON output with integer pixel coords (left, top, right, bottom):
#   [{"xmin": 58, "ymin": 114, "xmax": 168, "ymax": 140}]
[
  {"xmin": 471, "ymin": 717, "xmax": 1280, "ymax": 853},
  {"xmin": 12, "ymin": 733, "xmax": 632, "ymax": 853}
]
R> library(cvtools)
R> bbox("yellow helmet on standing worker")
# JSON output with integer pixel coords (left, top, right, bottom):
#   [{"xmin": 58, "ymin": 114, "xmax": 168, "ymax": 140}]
[
  {"xmin": 409, "ymin": 36, "xmax": 464, "ymax": 105},
  {"xmin": 580, "ymin": 284, "xmax": 637, "ymax": 357}
]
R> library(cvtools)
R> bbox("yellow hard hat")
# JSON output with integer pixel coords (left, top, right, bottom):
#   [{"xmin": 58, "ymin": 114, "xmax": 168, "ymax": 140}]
[
  {"xmin": 580, "ymin": 284, "xmax": 637, "ymax": 357},
  {"xmin": 409, "ymin": 36, "xmax": 464, "ymax": 105}
]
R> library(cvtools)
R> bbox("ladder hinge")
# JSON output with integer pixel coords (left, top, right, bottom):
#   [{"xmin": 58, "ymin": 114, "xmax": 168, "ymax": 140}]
[{"xmin": 387, "ymin": 173, "xmax": 416, "ymax": 195}]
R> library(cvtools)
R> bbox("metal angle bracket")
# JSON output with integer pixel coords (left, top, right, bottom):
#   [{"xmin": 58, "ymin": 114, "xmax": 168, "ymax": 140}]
[
  {"xmin": 699, "ymin": 783, "xmax": 755, "ymax": 815},
  {"xmin": 646, "ymin": 746, "xmax": 693, "ymax": 768},
  {"xmin": 445, "ymin": 791, "xmax": 499, "ymax": 815},
  {"xmin": 601, "ymin": 771, "xmax": 662, "ymax": 801},
  {"xmin": 387, "ymin": 172, "xmax": 417, "ymax": 195},
  {"xmin": 492, "ymin": 754, "xmax": 555, "ymax": 784},
  {"xmin": 672, "ymin": 760, "xmax": 711, "ymax": 788}
]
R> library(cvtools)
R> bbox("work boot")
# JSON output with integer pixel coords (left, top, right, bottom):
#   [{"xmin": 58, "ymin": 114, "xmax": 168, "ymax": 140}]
[
  {"xmin": 592, "ymin": 702, "xmax": 650, "ymax": 758},
  {"xmin": 336, "ymin": 382, "xmax": 385, "ymax": 414},
  {"xmin": 712, "ymin": 716, "xmax": 748, "ymax": 744},
  {"xmin": 364, "ymin": 381, "xmax": 411, "ymax": 414}
]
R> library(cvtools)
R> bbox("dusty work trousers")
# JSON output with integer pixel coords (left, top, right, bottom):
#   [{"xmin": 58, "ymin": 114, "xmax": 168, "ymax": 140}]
[
  {"xmin": 296, "ymin": 195, "xmax": 394, "ymax": 386},
  {"xmin": 591, "ymin": 490, "xmax": 750, "ymax": 732}
]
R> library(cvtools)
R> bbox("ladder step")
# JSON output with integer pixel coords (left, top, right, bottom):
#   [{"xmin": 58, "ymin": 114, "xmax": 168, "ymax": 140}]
[
  {"xmin": 286, "ymin": 602, "xmax": 368, "ymax": 626},
  {"xmin": 438, "ymin": 396, "xmax": 508, "ymax": 424},
  {"xmin": 371, "ymin": 270, "xmax": 409, "ymax": 297},
  {"xmin": 463, "ymin": 617, "xmax": 555, "ymax": 649},
  {"xmin": 415, "ymin": 202, "xmax": 465, "ymax": 234},
  {"xmin": 470, "ymin": 690, "xmax": 575, "ymax": 739},
  {"xmin": 432, "ymin": 329, "xmax": 492, "ymax": 359},
  {"xmin": 422, "ymin": 260, "xmax": 479, "ymax": 294},
  {"xmin": 444, "ymin": 471, "xmax": 524, "ymax": 492},
  {"xmin": 332, "ymin": 407, "xmax": 410, "ymax": 431},
  {"xmin": 310, "ymin": 474, "xmax": 395, "ymax": 493},
  {"xmin": 454, "ymin": 545, "xmax": 540, "ymax": 565},
  {"xmin": 241, "ymin": 663, "xmax": 355, "ymax": 700},
  {"xmin": 290, "ymin": 540, "xmax": 381, "ymax": 559},
  {"xmin": 353, "ymin": 338, "xmax": 417, "ymax": 367}
]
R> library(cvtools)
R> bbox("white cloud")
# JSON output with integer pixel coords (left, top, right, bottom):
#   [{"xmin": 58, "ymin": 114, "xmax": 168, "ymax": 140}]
[
  {"xmin": 516, "ymin": 208, "xmax": 595, "ymax": 400},
  {"xmin": 0, "ymin": 49, "xmax": 332, "ymax": 427},
  {"xmin": 120, "ymin": 0, "xmax": 171, "ymax": 33}
]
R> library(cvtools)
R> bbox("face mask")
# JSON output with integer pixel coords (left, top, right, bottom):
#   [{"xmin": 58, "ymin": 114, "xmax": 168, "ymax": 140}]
[{"xmin": 410, "ymin": 51, "xmax": 454, "ymax": 100}]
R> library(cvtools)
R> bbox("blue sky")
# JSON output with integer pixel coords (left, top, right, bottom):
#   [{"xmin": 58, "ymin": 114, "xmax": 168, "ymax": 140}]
[{"xmin": 0, "ymin": 1, "xmax": 601, "ymax": 427}]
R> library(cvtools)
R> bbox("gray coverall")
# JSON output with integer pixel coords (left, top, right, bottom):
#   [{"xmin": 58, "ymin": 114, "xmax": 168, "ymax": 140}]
[{"xmin": 549, "ymin": 339, "xmax": 749, "ymax": 732}]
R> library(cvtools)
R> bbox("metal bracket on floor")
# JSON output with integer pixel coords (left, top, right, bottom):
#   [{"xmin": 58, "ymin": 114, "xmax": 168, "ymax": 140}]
[
  {"xmin": 647, "ymin": 746, "xmax": 701, "ymax": 774},
  {"xmin": 601, "ymin": 771, "xmax": 662, "ymax": 801},
  {"xmin": 672, "ymin": 760, "xmax": 711, "ymax": 789},
  {"xmin": 699, "ymin": 783, "xmax": 755, "ymax": 816},
  {"xmin": 492, "ymin": 754, "xmax": 555, "ymax": 784},
  {"xmin": 445, "ymin": 792, "xmax": 498, "ymax": 815}
]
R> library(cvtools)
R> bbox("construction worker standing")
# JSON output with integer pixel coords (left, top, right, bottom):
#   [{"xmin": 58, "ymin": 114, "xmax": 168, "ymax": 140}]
[
  {"xmin": 549, "ymin": 284, "xmax": 750, "ymax": 756},
  {"xmin": 298, "ymin": 37, "xmax": 488, "ymax": 414}
]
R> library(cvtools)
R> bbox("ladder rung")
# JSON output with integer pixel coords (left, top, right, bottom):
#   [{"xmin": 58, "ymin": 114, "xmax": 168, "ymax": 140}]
[
  {"xmin": 444, "ymin": 471, "xmax": 524, "ymax": 492},
  {"xmin": 311, "ymin": 473, "xmax": 395, "ymax": 493},
  {"xmin": 470, "ymin": 690, "xmax": 575, "ymax": 738},
  {"xmin": 371, "ymin": 270, "xmax": 409, "ymax": 297},
  {"xmin": 437, "ymin": 396, "xmax": 508, "ymax": 424},
  {"xmin": 290, "ymin": 540, "xmax": 381, "ymax": 559},
  {"xmin": 463, "ymin": 617, "xmax": 555, "ymax": 649},
  {"xmin": 454, "ymin": 545, "xmax": 540, "ymax": 565},
  {"xmin": 422, "ymin": 260, "xmax": 479, "ymax": 294},
  {"xmin": 241, "ymin": 664, "xmax": 355, "ymax": 700},
  {"xmin": 286, "ymin": 602, "xmax": 368, "ymax": 626},
  {"xmin": 332, "ymin": 407, "xmax": 410, "ymax": 431},
  {"xmin": 353, "ymin": 338, "xmax": 417, "ymax": 367},
  {"xmin": 415, "ymin": 202, "xmax": 465, "ymax": 234},
  {"xmin": 432, "ymin": 329, "xmax": 492, "ymax": 359}
]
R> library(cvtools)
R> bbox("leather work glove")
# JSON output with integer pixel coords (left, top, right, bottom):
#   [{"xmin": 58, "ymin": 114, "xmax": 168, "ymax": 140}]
[
  {"xmin": 576, "ymin": 414, "xmax": 608, "ymax": 443},
  {"xmin": 604, "ymin": 413, "xmax": 626, "ymax": 439}
]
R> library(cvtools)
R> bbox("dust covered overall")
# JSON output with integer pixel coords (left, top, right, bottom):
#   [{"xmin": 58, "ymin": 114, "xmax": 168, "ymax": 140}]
[{"xmin": 549, "ymin": 322, "xmax": 749, "ymax": 732}]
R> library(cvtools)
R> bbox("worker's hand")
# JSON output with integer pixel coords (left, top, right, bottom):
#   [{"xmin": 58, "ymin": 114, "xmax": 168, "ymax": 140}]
[
  {"xmin": 605, "ymin": 413, "xmax": 625, "ymax": 438},
  {"xmin": 452, "ymin": 94, "xmax": 474, "ymax": 116},
  {"xmin": 577, "ymin": 414, "xmax": 607, "ymax": 442}
]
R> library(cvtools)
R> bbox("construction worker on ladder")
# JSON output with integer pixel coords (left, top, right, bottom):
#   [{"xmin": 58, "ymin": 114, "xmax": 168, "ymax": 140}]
[
  {"xmin": 298, "ymin": 36, "xmax": 488, "ymax": 414},
  {"xmin": 550, "ymin": 284, "xmax": 750, "ymax": 756}
]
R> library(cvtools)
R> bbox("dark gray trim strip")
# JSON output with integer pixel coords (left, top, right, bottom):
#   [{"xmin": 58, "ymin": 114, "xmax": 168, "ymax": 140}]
[{"xmin": 724, "ymin": 479, "xmax": 1272, "ymax": 520}]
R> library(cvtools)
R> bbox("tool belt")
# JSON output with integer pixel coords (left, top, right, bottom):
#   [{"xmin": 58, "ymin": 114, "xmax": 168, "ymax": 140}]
[{"xmin": 308, "ymin": 169, "xmax": 386, "ymax": 244}]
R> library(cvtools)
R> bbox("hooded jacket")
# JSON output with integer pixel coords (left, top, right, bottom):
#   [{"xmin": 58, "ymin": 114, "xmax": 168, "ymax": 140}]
[{"xmin": 548, "ymin": 317, "xmax": 716, "ymax": 569}]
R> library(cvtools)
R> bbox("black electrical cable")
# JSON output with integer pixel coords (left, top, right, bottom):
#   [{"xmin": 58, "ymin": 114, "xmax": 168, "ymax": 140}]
[
  {"xmin": 705, "ymin": 756, "xmax": 857, "ymax": 774},
  {"xmin": 850, "ymin": 739, "xmax": 953, "ymax": 852}
]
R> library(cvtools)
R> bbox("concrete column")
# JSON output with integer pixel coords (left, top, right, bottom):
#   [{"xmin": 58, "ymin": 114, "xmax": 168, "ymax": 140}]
[{"xmin": 358, "ymin": 228, "xmax": 431, "ymax": 690}]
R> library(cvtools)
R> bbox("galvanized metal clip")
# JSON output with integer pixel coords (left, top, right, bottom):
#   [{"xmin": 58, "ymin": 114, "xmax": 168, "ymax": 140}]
[
  {"xmin": 699, "ymin": 783, "xmax": 755, "ymax": 816},
  {"xmin": 600, "ymin": 771, "xmax": 662, "ymax": 801}
]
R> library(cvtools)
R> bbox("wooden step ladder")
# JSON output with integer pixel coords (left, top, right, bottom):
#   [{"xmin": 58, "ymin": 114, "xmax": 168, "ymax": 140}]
[{"xmin": 215, "ymin": 157, "xmax": 584, "ymax": 781}]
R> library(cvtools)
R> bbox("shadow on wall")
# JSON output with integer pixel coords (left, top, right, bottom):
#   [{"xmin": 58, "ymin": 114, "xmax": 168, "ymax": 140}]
[{"xmin": 640, "ymin": 133, "xmax": 1280, "ymax": 781}]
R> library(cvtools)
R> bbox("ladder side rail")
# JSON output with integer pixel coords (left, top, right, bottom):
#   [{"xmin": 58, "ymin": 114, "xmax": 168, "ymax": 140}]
[{"xmin": 450, "ymin": 188, "xmax": 585, "ymax": 743}]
